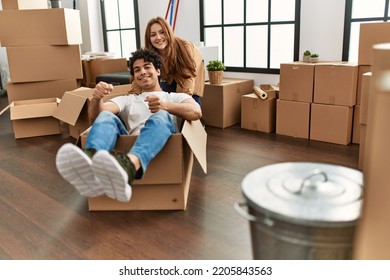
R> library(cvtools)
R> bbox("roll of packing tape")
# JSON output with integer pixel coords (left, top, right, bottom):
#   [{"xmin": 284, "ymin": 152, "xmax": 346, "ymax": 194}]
[{"xmin": 253, "ymin": 86, "xmax": 268, "ymax": 100}]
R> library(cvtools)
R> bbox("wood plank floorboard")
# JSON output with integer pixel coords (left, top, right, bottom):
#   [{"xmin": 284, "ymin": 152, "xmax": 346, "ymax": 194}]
[{"xmin": 0, "ymin": 93, "xmax": 359, "ymax": 260}]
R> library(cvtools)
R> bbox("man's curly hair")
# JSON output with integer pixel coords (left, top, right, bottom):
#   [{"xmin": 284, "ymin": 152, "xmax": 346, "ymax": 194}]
[{"xmin": 129, "ymin": 48, "xmax": 162, "ymax": 76}]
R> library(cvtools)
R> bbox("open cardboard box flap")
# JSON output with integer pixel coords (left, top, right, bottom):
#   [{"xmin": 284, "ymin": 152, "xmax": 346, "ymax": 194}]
[
  {"xmin": 53, "ymin": 84, "xmax": 132, "ymax": 126},
  {"xmin": 181, "ymin": 119, "xmax": 207, "ymax": 174}
]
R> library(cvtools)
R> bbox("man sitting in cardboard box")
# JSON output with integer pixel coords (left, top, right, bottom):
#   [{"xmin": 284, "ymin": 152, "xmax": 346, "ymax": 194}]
[{"xmin": 56, "ymin": 48, "xmax": 202, "ymax": 202}]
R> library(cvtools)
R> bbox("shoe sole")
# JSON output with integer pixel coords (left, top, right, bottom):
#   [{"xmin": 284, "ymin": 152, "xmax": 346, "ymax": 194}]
[
  {"xmin": 55, "ymin": 143, "xmax": 103, "ymax": 197},
  {"xmin": 92, "ymin": 151, "xmax": 132, "ymax": 202}
]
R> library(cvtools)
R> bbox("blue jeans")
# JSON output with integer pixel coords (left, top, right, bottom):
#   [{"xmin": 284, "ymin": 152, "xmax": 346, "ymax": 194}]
[{"xmin": 85, "ymin": 110, "xmax": 177, "ymax": 178}]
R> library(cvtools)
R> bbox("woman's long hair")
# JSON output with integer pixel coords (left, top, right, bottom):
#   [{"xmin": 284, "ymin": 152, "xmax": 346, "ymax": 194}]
[{"xmin": 144, "ymin": 17, "xmax": 196, "ymax": 87}]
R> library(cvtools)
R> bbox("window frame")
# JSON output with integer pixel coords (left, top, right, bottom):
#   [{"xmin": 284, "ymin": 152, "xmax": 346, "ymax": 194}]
[
  {"xmin": 342, "ymin": 0, "xmax": 390, "ymax": 61},
  {"xmin": 199, "ymin": 0, "xmax": 301, "ymax": 74},
  {"xmin": 100, "ymin": 0, "xmax": 141, "ymax": 58}
]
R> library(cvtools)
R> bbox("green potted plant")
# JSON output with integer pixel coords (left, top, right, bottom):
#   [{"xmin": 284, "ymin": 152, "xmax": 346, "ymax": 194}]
[
  {"xmin": 310, "ymin": 53, "xmax": 319, "ymax": 63},
  {"xmin": 303, "ymin": 50, "xmax": 311, "ymax": 62},
  {"xmin": 206, "ymin": 60, "xmax": 226, "ymax": 85}
]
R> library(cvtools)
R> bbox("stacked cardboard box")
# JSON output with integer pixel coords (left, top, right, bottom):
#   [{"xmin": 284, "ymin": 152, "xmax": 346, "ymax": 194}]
[
  {"xmin": 201, "ymin": 78, "xmax": 254, "ymax": 128},
  {"xmin": 0, "ymin": 7, "xmax": 83, "ymax": 138},
  {"xmin": 310, "ymin": 63, "xmax": 358, "ymax": 145},
  {"xmin": 277, "ymin": 62, "xmax": 359, "ymax": 145},
  {"xmin": 277, "ymin": 62, "xmax": 314, "ymax": 139}
]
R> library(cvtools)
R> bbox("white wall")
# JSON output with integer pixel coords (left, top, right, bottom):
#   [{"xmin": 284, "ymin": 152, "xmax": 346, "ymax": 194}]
[
  {"xmin": 300, "ymin": 0, "xmax": 345, "ymax": 61},
  {"xmin": 0, "ymin": 0, "xmax": 347, "ymax": 88}
]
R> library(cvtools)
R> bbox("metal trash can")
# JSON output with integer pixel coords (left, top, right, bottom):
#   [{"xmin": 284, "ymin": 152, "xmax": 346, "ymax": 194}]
[{"xmin": 235, "ymin": 162, "xmax": 363, "ymax": 260}]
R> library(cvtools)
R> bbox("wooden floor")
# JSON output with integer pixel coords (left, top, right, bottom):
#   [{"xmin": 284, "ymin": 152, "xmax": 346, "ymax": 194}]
[{"xmin": 0, "ymin": 92, "xmax": 359, "ymax": 260}]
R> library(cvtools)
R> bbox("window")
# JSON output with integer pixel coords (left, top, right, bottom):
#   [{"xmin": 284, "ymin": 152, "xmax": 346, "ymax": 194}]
[
  {"xmin": 343, "ymin": 0, "xmax": 390, "ymax": 62},
  {"xmin": 100, "ymin": 0, "xmax": 140, "ymax": 58},
  {"xmin": 200, "ymin": 0, "xmax": 301, "ymax": 74}
]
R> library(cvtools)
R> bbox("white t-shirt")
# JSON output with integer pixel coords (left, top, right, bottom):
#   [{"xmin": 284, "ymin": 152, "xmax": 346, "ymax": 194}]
[{"xmin": 109, "ymin": 91, "xmax": 192, "ymax": 135}]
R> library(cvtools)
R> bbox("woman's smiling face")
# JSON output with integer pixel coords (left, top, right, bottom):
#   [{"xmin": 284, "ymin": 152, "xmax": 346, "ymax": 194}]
[{"xmin": 149, "ymin": 23, "xmax": 168, "ymax": 51}]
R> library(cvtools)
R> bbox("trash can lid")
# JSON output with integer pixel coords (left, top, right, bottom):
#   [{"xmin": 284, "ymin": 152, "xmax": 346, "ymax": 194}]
[{"xmin": 241, "ymin": 162, "xmax": 363, "ymax": 226}]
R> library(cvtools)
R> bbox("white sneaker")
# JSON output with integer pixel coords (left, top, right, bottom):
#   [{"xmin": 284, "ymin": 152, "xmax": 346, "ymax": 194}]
[
  {"xmin": 92, "ymin": 150, "xmax": 132, "ymax": 202},
  {"xmin": 55, "ymin": 143, "xmax": 104, "ymax": 197}
]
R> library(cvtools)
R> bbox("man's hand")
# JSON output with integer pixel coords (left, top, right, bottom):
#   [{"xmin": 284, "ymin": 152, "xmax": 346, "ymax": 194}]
[
  {"xmin": 145, "ymin": 94, "xmax": 165, "ymax": 113},
  {"xmin": 93, "ymin": 82, "xmax": 114, "ymax": 100}
]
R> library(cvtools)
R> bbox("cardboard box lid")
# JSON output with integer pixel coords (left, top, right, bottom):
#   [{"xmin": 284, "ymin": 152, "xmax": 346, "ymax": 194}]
[
  {"xmin": 181, "ymin": 120, "xmax": 207, "ymax": 174},
  {"xmin": 53, "ymin": 85, "xmax": 132, "ymax": 126},
  {"xmin": 53, "ymin": 91, "xmax": 90, "ymax": 126},
  {"xmin": 10, "ymin": 98, "xmax": 60, "ymax": 120}
]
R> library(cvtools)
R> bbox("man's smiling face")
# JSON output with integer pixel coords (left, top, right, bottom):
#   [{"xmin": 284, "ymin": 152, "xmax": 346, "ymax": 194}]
[{"xmin": 133, "ymin": 59, "xmax": 161, "ymax": 91}]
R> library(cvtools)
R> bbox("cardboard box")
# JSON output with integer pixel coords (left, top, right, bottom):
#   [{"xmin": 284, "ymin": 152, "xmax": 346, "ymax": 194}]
[
  {"xmin": 7, "ymin": 79, "xmax": 78, "ymax": 103},
  {"xmin": 201, "ymin": 78, "xmax": 254, "ymax": 128},
  {"xmin": 352, "ymin": 105, "xmax": 360, "ymax": 144},
  {"xmin": 1, "ymin": 0, "xmax": 48, "ymax": 10},
  {"xmin": 81, "ymin": 58, "xmax": 128, "ymax": 88},
  {"xmin": 353, "ymin": 44, "xmax": 390, "ymax": 260},
  {"xmin": 356, "ymin": 65, "xmax": 371, "ymax": 105},
  {"xmin": 7, "ymin": 45, "xmax": 83, "ymax": 83},
  {"xmin": 279, "ymin": 62, "xmax": 315, "ymax": 102},
  {"xmin": 80, "ymin": 120, "xmax": 207, "ymax": 211},
  {"xmin": 360, "ymin": 72, "xmax": 372, "ymax": 125},
  {"xmin": 53, "ymin": 84, "xmax": 132, "ymax": 138},
  {"xmin": 241, "ymin": 93, "xmax": 276, "ymax": 133},
  {"xmin": 313, "ymin": 63, "xmax": 358, "ymax": 107},
  {"xmin": 310, "ymin": 103, "xmax": 353, "ymax": 145},
  {"xmin": 358, "ymin": 22, "xmax": 390, "ymax": 65},
  {"xmin": 10, "ymin": 97, "xmax": 61, "ymax": 139},
  {"xmin": 0, "ymin": 9, "xmax": 82, "ymax": 46},
  {"xmin": 276, "ymin": 99, "xmax": 311, "ymax": 139}
]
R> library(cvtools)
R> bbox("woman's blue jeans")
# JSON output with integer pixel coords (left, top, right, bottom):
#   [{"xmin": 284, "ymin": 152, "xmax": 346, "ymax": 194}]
[{"xmin": 85, "ymin": 110, "xmax": 177, "ymax": 178}]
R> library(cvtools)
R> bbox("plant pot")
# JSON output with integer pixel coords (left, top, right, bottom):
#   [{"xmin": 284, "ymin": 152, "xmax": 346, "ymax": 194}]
[
  {"xmin": 310, "ymin": 57, "xmax": 319, "ymax": 63},
  {"xmin": 208, "ymin": 71, "xmax": 224, "ymax": 85},
  {"xmin": 303, "ymin": 55, "xmax": 311, "ymax": 63}
]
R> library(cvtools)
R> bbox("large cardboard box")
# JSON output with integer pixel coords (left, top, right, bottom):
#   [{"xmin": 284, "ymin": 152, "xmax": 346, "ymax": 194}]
[
  {"xmin": 7, "ymin": 45, "xmax": 83, "ymax": 83},
  {"xmin": 279, "ymin": 62, "xmax": 315, "ymax": 103},
  {"xmin": 276, "ymin": 99, "xmax": 311, "ymax": 139},
  {"xmin": 53, "ymin": 84, "xmax": 132, "ymax": 138},
  {"xmin": 241, "ymin": 93, "xmax": 276, "ymax": 133},
  {"xmin": 358, "ymin": 22, "xmax": 390, "ymax": 65},
  {"xmin": 1, "ymin": 0, "xmax": 48, "ymax": 10},
  {"xmin": 310, "ymin": 103, "xmax": 353, "ymax": 145},
  {"xmin": 10, "ymin": 97, "xmax": 61, "ymax": 139},
  {"xmin": 80, "ymin": 120, "xmax": 207, "ymax": 211},
  {"xmin": 201, "ymin": 78, "xmax": 254, "ymax": 128},
  {"xmin": 0, "ymin": 9, "xmax": 82, "ymax": 46},
  {"xmin": 356, "ymin": 65, "xmax": 371, "ymax": 105},
  {"xmin": 360, "ymin": 72, "xmax": 372, "ymax": 125},
  {"xmin": 354, "ymin": 44, "xmax": 390, "ymax": 260},
  {"xmin": 313, "ymin": 63, "xmax": 358, "ymax": 107},
  {"xmin": 7, "ymin": 79, "xmax": 78, "ymax": 103},
  {"xmin": 81, "ymin": 58, "xmax": 128, "ymax": 88}
]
